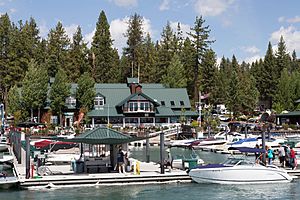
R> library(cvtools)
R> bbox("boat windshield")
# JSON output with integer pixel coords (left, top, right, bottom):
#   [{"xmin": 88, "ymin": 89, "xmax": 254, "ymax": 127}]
[
  {"xmin": 222, "ymin": 157, "xmax": 253, "ymax": 166},
  {"xmin": 0, "ymin": 162, "xmax": 14, "ymax": 177}
]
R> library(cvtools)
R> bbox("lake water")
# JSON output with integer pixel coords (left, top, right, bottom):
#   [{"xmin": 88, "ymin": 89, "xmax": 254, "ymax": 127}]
[{"xmin": 2, "ymin": 147, "xmax": 300, "ymax": 200}]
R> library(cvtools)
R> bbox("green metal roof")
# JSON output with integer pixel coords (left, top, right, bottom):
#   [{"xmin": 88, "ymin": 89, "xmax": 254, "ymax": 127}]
[
  {"xmin": 116, "ymin": 92, "xmax": 160, "ymax": 107},
  {"xmin": 69, "ymin": 82, "xmax": 193, "ymax": 118},
  {"xmin": 58, "ymin": 127, "xmax": 150, "ymax": 144},
  {"xmin": 143, "ymin": 88, "xmax": 192, "ymax": 108},
  {"xmin": 277, "ymin": 111, "xmax": 300, "ymax": 117},
  {"xmin": 155, "ymin": 106, "xmax": 175, "ymax": 116},
  {"xmin": 87, "ymin": 107, "xmax": 122, "ymax": 117}
]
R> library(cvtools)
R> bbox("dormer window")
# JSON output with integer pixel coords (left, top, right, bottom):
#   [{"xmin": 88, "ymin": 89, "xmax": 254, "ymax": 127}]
[
  {"xmin": 65, "ymin": 96, "xmax": 76, "ymax": 108},
  {"xmin": 94, "ymin": 96, "xmax": 104, "ymax": 109},
  {"xmin": 170, "ymin": 101, "xmax": 175, "ymax": 106}
]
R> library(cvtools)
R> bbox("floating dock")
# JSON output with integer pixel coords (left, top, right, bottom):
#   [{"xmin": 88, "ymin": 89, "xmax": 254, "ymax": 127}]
[{"xmin": 20, "ymin": 171, "xmax": 191, "ymax": 188}]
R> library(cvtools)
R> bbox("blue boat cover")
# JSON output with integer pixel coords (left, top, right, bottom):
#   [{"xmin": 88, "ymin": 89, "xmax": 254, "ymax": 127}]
[
  {"xmin": 231, "ymin": 137, "xmax": 257, "ymax": 145},
  {"xmin": 228, "ymin": 147, "xmax": 265, "ymax": 153}
]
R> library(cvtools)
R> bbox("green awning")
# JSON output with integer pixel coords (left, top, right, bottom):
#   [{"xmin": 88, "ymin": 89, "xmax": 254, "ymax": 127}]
[
  {"xmin": 276, "ymin": 111, "xmax": 300, "ymax": 117},
  {"xmin": 56, "ymin": 127, "xmax": 151, "ymax": 145}
]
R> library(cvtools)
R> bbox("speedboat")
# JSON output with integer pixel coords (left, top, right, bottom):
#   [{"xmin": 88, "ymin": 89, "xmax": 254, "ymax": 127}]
[
  {"xmin": 188, "ymin": 147, "xmax": 293, "ymax": 184},
  {"xmin": 191, "ymin": 132, "xmax": 244, "ymax": 150},
  {"xmin": 0, "ymin": 136, "xmax": 9, "ymax": 152},
  {"xmin": 0, "ymin": 153, "xmax": 20, "ymax": 189},
  {"xmin": 229, "ymin": 136, "xmax": 284, "ymax": 150}
]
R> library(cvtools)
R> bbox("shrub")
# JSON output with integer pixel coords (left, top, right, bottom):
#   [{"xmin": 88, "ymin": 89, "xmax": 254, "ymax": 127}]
[{"xmin": 282, "ymin": 123, "xmax": 289, "ymax": 130}]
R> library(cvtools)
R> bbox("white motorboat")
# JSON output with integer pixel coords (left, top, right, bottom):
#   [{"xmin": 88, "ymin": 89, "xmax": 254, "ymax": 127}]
[
  {"xmin": 188, "ymin": 147, "xmax": 293, "ymax": 184},
  {"xmin": 229, "ymin": 136, "xmax": 284, "ymax": 150},
  {"xmin": 0, "ymin": 136, "xmax": 9, "ymax": 152},
  {"xmin": 0, "ymin": 153, "xmax": 20, "ymax": 189},
  {"xmin": 191, "ymin": 132, "xmax": 244, "ymax": 150}
]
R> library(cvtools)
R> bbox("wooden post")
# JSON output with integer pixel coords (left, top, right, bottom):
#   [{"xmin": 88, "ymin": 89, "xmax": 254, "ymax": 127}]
[
  {"xmin": 146, "ymin": 131, "xmax": 150, "ymax": 163},
  {"xmin": 160, "ymin": 130, "xmax": 165, "ymax": 174},
  {"xmin": 262, "ymin": 130, "xmax": 266, "ymax": 164},
  {"xmin": 25, "ymin": 133, "xmax": 31, "ymax": 179}
]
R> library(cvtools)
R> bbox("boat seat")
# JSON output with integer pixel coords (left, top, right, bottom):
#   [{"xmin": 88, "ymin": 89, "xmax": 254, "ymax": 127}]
[{"xmin": 37, "ymin": 166, "xmax": 63, "ymax": 176}]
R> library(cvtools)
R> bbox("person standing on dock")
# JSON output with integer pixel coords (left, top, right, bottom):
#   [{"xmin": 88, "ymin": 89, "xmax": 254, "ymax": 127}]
[
  {"xmin": 290, "ymin": 147, "xmax": 296, "ymax": 170},
  {"xmin": 278, "ymin": 144, "xmax": 286, "ymax": 167},
  {"xmin": 117, "ymin": 148, "xmax": 125, "ymax": 173},
  {"xmin": 266, "ymin": 146, "xmax": 274, "ymax": 165}
]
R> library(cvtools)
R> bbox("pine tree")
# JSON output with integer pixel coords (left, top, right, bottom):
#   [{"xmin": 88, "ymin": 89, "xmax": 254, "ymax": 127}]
[
  {"xmin": 122, "ymin": 13, "xmax": 144, "ymax": 79},
  {"xmin": 239, "ymin": 71, "xmax": 259, "ymax": 114},
  {"xmin": 49, "ymin": 68, "xmax": 71, "ymax": 125},
  {"xmin": 215, "ymin": 57, "xmax": 231, "ymax": 105},
  {"xmin": 46, "ymin": 21, "xmax": 70, "ymax": 77},
  {"xmin": 200, "ymin": 49, "xmax": 218, "ymax": 96},
  {"xmin": 0, "ymin": 14, "xmax": 23, "ymax": 112},
  {"xmin": 260, "ymin": 42, "xmax": 277, "ymax": 108},
  {"xmin": 76, "ymin": 72, "xmax": 96, "ymax": 111},
  {"xmin": 181, "ymin": 38, "xmax": 196, "ymax": 99},
  {"xmin": 91, "ymin": 10, "xmax": 116, "ymax": 83},
  {"xmin": 20, "ymin": 17, "xmax": 41, "ymax": 64},
  {"xmin": 139, "ymin": 33, "xmax": 157, "ymax": 83},
  {"xmin": 156, "ymin": 22, "xmax": 175, "ymax": 82},
  {"xmin": 65, "ymin": 26, "xmax": 90, "ymax": 82},
  {"xmin": 226, "ymin": 70, "xmax": 241, "ymax": 118},
  {"xmin": 291, "ymin": 71, "xmax": 300, "ymax": 110},
  {"xmin": 22, "ymin": 60, "xmax": 48, "ymax": 121},
  {"xmin": 161, "ymin": 54, "xmax": 187, "ymax": 88},
  {"xmin": 188, "ymin": 16, "xmax": 214, "ymax": 104},
  {"xmin": 7, "ymin": 85, "xmax": 26, "ymax": 123},
  {"xmin": 7, "ymin": 85, "xmax": 22, "ymax": 115},
  {"xmin": 273, "ymin": 68, "xmax": 293, "ymax": 113},
  {"xmin": 275, "ymin": 36, "xmax": 291, "ymax": 75},
  {"xmin": 106, "ymin": 48, "xmax": 121, "ymax": 83},
  {"xmin": 291, "ymin": 50, "xmax": 299, "ymax": 72}
]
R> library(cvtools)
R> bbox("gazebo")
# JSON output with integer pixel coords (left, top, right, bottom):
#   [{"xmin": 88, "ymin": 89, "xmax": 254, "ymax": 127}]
[{"xmin": 58, "ymin": 127, "xmax": 150, "ymax": 173}]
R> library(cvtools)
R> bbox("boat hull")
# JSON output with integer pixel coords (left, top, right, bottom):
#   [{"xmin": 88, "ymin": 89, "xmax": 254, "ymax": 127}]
[
  {"xmin": 189, "ymin": 165, "xmax": 293, "ymax": 184},
  {"xmin": 0, "ymin": 177, "xmax": 19, "ymax": 189}
]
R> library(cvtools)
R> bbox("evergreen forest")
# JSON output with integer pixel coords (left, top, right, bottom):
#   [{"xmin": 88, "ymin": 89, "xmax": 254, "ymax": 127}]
[{"xmin": 1, "ymin": 11, "xmax": 300, "ymax": 121}]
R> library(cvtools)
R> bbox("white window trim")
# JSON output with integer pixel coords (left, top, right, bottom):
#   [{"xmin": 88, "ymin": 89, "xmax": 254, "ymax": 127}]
[{"xmin": 94, "ymin": 96, "xmax": 104, "ymax": 109}]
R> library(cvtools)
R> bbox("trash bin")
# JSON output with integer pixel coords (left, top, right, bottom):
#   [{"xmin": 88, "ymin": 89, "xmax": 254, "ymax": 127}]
[
  {"xmin": 183, "ymin": 159, "xmax": 198, "ymax": 170},
  {"xmin": 75, "ymin": 161, "xmax": 84, "ymax": 173}
]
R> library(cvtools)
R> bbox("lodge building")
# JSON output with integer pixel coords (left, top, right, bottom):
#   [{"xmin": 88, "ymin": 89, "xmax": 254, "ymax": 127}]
[{"xmin": 49, "ymin": 78, "xmax": 198, "ymax": 128}]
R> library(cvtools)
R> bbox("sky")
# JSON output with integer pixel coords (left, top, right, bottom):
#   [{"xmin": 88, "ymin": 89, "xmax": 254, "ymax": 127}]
[{"xmin": 1, "ymin": 0, "xmax": 300, "ymax": 64}]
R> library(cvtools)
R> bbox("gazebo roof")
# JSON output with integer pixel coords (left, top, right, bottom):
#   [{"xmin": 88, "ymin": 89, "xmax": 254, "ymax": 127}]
[{"xmin": 58, "ymin": 127, "xmax": 150, "ymax": 145}]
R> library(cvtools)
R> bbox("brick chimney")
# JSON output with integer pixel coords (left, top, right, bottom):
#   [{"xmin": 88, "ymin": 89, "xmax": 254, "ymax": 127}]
[{"xmin": 130, "ymin": 84, "xmax": 142, "ymax": 94}]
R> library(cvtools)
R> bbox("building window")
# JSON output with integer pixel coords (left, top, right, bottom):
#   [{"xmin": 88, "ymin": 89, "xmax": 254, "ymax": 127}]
[
  {"xmin": 161, "ymin": 101, "xmax": 165, "ymax": 106},
  {"xmin": 94, "ymin": 96, "xmax": 104, "ymax": 109},
  {"xmin": 170, "ymin": 101, "xmax": 175, "ymax": 106},
  {"xmin": 134, "ymin": 102, "xmax": 138, "ymax": 111},
  {"xmin": 180, "ymin": 101, "xmax": 184, "ymax": 106},
  {"xmin": 65, "ymin": 96, "xmax": 76, "ymax": 108},
  {"xmin": 127, "ymin": 102, "xmax": 151, "ymax": 112}
]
